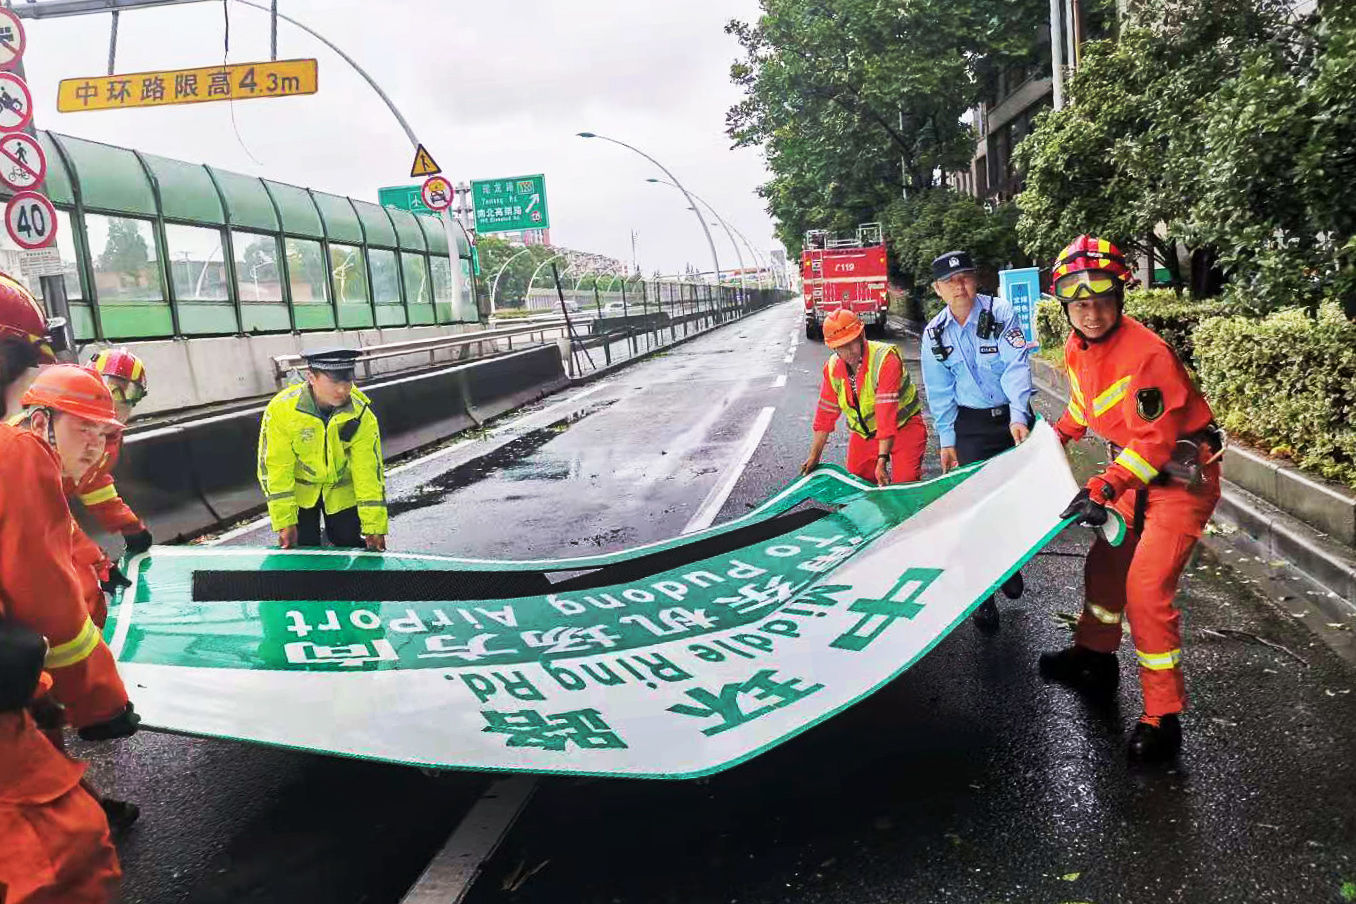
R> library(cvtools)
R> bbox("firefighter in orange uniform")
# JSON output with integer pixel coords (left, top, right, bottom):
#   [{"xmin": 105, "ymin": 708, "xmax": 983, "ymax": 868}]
[
  {"xmin": 0, "ymin": 288, "xmax": 139, "ymax": 902},
  {"xmin": 801, "ymin": 309, "xmax": 928, "ymax": 485},
  {"xmin": 1038, "ymin": 236, "xmax": 1222, "ymax": 763},
  {"xmin": 73, "ymin": 348, "xmax": 153, "ymax": 559}
]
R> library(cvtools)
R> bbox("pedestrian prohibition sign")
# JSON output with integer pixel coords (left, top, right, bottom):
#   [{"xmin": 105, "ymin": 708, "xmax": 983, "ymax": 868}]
[
  {"xmin": 420, "ymin": 175, "xmax": 453, "ymax": 211},
  {"xmin": 6, "ymin": 191, "xmax": 57, "ymax": 250},
  {"xmin": 0, "ymin": 72, "xmax": 32, "ymax": 133},
  {"xmin": 0, "ymin": 133, "xmax": 45, "ymax": 192}
]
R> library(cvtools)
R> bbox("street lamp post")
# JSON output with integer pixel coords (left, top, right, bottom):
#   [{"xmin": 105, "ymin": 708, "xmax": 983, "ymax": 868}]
[
  {"xmin": 647, "ymin": 178, "xmax": 760, "ymax": 297},
  {"xmin": 577, "ymin": 132, "xmax": 724, "ymax": 296},
  {"xmin": 526, "ymin": 254, "xmax": 566, "ymax": 311},
  {"xmin": 489, "ymin": 247, "xmax": 534, "ymax": 317}
]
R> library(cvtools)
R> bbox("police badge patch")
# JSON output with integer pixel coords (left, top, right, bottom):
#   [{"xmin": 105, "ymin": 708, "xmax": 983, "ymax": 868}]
[
  {"xmin": 1005, "ymin": 327, "xmax": 1026, "ymax": 349},
  {"xmin": 299, "ymin": 427, "xmax": 316, "ymax": 443},
  {"xmin": 1136, "ymin": 388, "xmax": 1165, "ymax": 421}
]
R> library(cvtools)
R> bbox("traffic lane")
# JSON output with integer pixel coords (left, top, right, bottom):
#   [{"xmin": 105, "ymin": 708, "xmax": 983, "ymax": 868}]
[
  {"xmin": 462, "ymin": 333, "xmax": 1356, "ymax": 904},
  {"xmin": 83, "ymin": 301, "xmax": 803, "ymax": 903},
  {"xmin": 370, "ymin": 302, "xmax": 799, "ymax": 558}
]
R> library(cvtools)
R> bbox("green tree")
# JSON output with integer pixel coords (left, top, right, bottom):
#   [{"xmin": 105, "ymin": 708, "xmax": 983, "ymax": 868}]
[
  {"xmin": 1013, "ymin": 0, "xmax": 1334, "ymax": 305},
  {"xmin": 98, "ymin": 219, "xmax": 150, "ymax": 287},
  {"xmin": 727, "ymin": 0, "xmax": 1048, "ymax": 255}
]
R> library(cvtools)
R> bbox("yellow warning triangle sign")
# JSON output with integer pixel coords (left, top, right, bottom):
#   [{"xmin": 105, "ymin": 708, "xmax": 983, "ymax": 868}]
[{"xmin": 410, "ymin": 144, "xmax": 441, "ymax": 178}]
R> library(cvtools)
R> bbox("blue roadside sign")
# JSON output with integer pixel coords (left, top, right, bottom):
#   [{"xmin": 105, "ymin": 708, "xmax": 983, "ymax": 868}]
[{"xmin": 999, "ymin": 267, "xmax": 1042, "ymax": 349}]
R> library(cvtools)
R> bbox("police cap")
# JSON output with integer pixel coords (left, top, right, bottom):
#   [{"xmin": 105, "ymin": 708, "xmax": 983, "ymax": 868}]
[
  {"xmin": 302, "ymin": 346, "xmax": 360, "ymax": 380},
  {"xmin": 931, "ymin": 250, "xmax": 976, "ymax": 282}
]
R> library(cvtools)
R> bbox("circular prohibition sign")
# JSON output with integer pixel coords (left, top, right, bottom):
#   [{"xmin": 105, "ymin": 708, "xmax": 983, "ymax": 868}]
[
  {"xmin": 6, "ymin": 190, "xmax": 58, "ymax": 250},
  {"xmin": 421, "ymin": 175, "xmax": 453, "ymax": 211}
]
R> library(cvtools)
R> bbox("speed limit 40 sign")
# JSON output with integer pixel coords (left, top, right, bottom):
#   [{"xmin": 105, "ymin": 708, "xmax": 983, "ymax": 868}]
[{"xmin": 6, "ymin": 190, "xmax": 57, "ymax": 249}]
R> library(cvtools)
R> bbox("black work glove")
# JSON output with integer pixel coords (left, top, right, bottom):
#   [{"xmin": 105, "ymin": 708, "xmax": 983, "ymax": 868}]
[
  {"xmin": 1060, "ymin": 488, "xmax": 1108, "ymax": 527},
  {"xmin": 0, "ymin": 620, "xmax": 47, "ymax": 712},
  {"xmin": 100, "ymin": 564, "xmax": 132, "ymax": 595},
  {"xmin": 123, "ymin": 528, "xmax": 153, "ymax": 557},
  {"xmin": 78, "ymin": 702, "xmax": 141, "ymax": 741}
]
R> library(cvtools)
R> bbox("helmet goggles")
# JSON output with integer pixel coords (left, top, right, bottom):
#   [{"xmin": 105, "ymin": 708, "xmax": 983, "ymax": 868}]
[
  {"xmin": 1053, "ymin": 270, "xmax": 1120, "ymax": 301},
  {"xmin": 104, "ymin": 376, "xmax": 147, "ymax": 406}
]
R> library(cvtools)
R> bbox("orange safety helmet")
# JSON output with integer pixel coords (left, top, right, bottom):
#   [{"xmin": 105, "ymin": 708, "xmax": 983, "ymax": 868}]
[
  {"xmin": 823, "ymin": 309, "xmax": 865, "ymax": 349},
  {"xmin": 0, "ymin": 271, "xmax": 58, "ymax": 363},
  {"xmin": 89, "ymin": 347, "xmax": 149, "ymax": 402},
  {"xmin": 21, "ymin": 364, "xmax": 124, "ymax": 428}
]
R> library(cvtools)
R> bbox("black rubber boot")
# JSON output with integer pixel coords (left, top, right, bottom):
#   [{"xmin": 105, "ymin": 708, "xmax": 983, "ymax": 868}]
[
  {"xmin": 1038, "ymin": 645, "xmax": 1119, "ymax": 696},
  {"xmin": 972, "ymin": 596, "xmax": 1000, "ymax": 634},
  {"xmin": 1001, "ymin": 570, "xmax": 1024, "ymax": 600},
  {"xmin": 100, "ymin": 797, "xmax": 141, "ymax": 832},
  {"xmin": 1128, "ymin": 714, "xmax": 1182, "ymax": 764}
]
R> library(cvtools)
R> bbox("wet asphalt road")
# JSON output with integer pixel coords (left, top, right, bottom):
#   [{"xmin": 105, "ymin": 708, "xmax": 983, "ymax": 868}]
[{"xmin": 81, "ymin": 300, "xmax": 1356, "ymax": 903}]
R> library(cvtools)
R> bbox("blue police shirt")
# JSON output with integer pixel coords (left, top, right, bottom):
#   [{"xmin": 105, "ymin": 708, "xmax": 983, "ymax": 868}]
[{"xmin": 920, "ymin": 294, "xmax": 1034, "ymax": 448}]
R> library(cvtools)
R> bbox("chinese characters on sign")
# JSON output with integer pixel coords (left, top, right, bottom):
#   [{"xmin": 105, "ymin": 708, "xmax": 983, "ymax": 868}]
[
  {"xmin": 57, "ymin": 59, "xmax": 318, "ymax": 112},
  {"xmin": 471, "ymin": 174, "xmax": 550, "ymax": 234}
]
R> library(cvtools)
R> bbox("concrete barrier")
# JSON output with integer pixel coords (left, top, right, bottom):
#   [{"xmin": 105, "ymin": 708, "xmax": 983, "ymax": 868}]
[{"xmin": 81, "ymin": 343, "xmax": 567, "ymax": 544}]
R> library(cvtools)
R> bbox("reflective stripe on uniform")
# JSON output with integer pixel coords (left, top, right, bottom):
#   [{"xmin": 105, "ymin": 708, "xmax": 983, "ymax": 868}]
[
  {"xmin": 1068, "ymin": 370, "xmax": 1085, "ymax": 404},
  {"xmin": 1066, "ymin": 401, "xmax": 1087, "ymax": 426},
  {"xmin": 1092, "ymin": 375, "xmax": 1132, "ymax": 415},
  {"xmin": 1115, "ymin": 446, "xmax": 1159, "ymax": 483},
  {"xmin": 1136, "ymin": 648, "xmax": 1182, "ymax": 671},
  {"xmin": 1086, "ymin": 602, "xmax": 1121, "ymax": 624},
  {"xmin": 45, "ymin": 616, "xmax": 101, "ymax": 670},
  {"xmin": 79, "ymin": 485, "xmax": 119, "ymax": 506},
  {"xmin": 265, "ymin": 491, "xmax": 294, "ymax": 501}
]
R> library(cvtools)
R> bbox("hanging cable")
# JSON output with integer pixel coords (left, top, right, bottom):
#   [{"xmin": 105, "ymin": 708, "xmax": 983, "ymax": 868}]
[{"xmin": 270, "ymin": 0, "xmax": 278, "ymax": 60}]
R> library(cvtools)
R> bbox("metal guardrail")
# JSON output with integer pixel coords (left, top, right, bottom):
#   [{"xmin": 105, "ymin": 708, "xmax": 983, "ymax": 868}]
[{"xmin": 270, "ymin": 320, "xmax": 573, "ymax": 384}]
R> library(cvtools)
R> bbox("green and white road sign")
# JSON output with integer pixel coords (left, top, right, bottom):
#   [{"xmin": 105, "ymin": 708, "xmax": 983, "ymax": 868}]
[
  {"xmin": 378, "ymin": 184, "xmax": 431, "ymax": 216},
  {"xmin": 471, "ymin": 174, "xmax": 549, "ymax": 234},
  {"xmin": 104, "ymin": 424, "xmax": 1086, "ymax": 779}
]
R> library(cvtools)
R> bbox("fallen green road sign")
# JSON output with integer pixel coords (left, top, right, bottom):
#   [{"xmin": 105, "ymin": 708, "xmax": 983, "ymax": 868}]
[{"xmin": 105, "ymin": 423, "xmax": 1089, "ymax": 778}]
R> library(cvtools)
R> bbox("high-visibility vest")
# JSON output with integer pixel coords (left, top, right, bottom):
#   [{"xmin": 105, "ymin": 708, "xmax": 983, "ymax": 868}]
[{"xmin": 828, "ymin": 341, "xmax": 921, "ymax": 439}]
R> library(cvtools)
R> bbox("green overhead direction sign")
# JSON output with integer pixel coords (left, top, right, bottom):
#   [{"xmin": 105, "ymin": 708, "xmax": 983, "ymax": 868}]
[
  {"xmin": 378, "ymin": 184, "xmax": 432, "ymax": 216},
  {"xmin": 472, "ymin": 174, "xmax": 549, "ymax": 234}
]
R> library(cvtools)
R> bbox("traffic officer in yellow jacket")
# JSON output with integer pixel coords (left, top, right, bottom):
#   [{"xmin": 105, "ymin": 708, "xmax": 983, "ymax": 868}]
[{"xmin": 257, "ymin": 348, "xmax": 388, "ymax": 551}]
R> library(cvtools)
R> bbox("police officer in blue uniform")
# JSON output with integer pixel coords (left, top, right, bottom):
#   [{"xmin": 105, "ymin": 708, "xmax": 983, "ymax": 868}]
[{"xmin": 920, "ymin": 250, "xmax": 1035, "ymax": 633}]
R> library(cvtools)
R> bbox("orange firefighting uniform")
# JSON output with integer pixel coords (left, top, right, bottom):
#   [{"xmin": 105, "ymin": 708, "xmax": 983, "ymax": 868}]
[
  {"xmin": 813, "ymin": 342, "xmax": 927, "ymax": 483},
  {"xmin": 0, "ymin": 424, "xmax": 125, "ymax": 903},
  {"xmin": 63, "ymin": 435, "xmax": 140, "ymax": 629},
  {"xmin": 1054, "ymin": 316, "xmax": 1220, "ymax": 717}
]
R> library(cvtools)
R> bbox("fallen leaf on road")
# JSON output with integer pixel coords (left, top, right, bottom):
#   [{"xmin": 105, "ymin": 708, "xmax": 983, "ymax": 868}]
[
  {"xmin": 1061, "ymin": 872, "xmax": 1082, "ymax": 881},
  {"xmin": 1340, "ymin": 879, "xmax": 1355, "ymax": 902}
]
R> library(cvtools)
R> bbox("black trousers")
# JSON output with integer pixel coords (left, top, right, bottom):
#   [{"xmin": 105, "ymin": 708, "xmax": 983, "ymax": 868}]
[
  {"xmin": 954, "ymin": 404, "xmax": 1031, "ymax": 466},
  {"xmin": 296, "ymin": 504, "xmax": 363, "ymax": 548}
]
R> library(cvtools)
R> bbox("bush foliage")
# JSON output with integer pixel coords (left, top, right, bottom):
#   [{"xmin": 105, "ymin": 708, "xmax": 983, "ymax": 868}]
[{"xmin": 1195, "ymin": 305, "xmax": 1356, "ymax": 488}]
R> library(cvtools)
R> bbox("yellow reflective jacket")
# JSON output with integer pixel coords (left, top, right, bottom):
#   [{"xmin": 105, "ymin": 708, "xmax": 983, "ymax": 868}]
[{"xmin": 257, "ymin": 384, "xmax": 387, "ymax": 535}]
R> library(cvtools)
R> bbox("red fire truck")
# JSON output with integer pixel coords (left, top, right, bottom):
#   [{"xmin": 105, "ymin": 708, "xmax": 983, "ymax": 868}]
[{"xmin": 801, "ymin": 223, "xmax": 889, "ymax": 341}]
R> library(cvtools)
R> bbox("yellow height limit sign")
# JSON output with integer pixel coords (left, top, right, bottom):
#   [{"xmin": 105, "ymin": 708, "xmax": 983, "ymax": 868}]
[{"xmin": 57, "ymin": 59, "xmax": 317, "ymax": 112}]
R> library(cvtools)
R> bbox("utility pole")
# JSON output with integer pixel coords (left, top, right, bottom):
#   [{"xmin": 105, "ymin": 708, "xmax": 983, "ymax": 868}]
[{"xmin": 1049, "ymin": 0, "xmax": 1066, "ymax": 109}]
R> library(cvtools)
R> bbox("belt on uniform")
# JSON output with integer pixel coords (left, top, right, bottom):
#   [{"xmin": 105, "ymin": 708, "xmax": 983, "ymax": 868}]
[
  {"xmin": 958, "ymin": 404, "xmax": 1010, "ymax": 420},
  {"xmin": 1109, "ymin": 424, "xmax": 1226, "ymax": 488}
]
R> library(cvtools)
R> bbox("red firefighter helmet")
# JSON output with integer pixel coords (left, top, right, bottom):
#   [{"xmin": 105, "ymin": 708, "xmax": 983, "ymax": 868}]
[
  {"xmin": 89, "ymin": 347, "xmax": 149, "ymax": 402},
  {"xmin": 0, "ymin": 271, "xmax": 57, "ymax": 363},
  {"xmin": 21, "ymin": 364, "xmax": 124, "ymax": 428},
  {"xmin": 1051, "ymin": 235, "xmax": 1134, "ymax": 301}
]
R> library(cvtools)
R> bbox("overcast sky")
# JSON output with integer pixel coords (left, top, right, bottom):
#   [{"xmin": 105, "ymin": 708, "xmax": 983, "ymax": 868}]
[{"xmin": 17, "ymin": 0, "xmax": 779, "ymax": 276}]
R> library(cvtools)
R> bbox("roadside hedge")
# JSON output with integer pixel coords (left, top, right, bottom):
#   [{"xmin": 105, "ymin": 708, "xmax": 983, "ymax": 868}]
[
  {"xmin": 1035, "ymin": 289, "xmax": 1237, "ymax": 367},
  {"xmin": 1194, "ymin": 304, "xmax": 1356, "ymax": 488}
]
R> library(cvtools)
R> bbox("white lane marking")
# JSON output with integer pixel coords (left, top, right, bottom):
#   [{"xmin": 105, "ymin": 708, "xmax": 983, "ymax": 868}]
[
  {"xmin": 683, "ymin": 405, "xmax": 777, "ymax": 534},
  {"xmin": 783, "ymin": 354, "xmax": 794, "ymax": 364},
  {"xmin": 771, "ymin": 374, "xmax": 787, "ymax": 389},
  {"xmin": 398, "ymin": 775, "xmax": 538, "ymax": 904}
]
